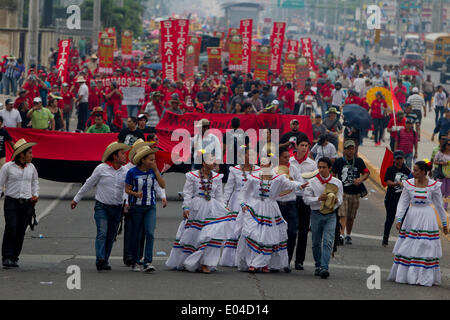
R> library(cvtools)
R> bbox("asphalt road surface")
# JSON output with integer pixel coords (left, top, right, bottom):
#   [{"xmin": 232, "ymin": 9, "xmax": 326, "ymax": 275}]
[{"xmin": 0, "ymin": 173, "xmax": 449, "ymax": 300}]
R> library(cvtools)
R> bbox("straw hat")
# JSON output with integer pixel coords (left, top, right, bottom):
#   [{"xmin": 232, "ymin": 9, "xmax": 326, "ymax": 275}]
[
  {"xmin": 92, "ymin": 106, "xmax": 104, "ymax": 114},
  {"xmin": 132, "ymin": 146, "xmax": 156, "ymax": 165},
  {"xmin": 320, "ymin": 183, "xmax": 339, "ymax": 214},
  {"xmin": 102, "ymin": 142, "xmax": 130, "ymax": 163},
  {"xmin": 196, "ymin": 118, "xmax": 210, "ymax": 127},
  {"xmin": 128, "ymin": 138, "xmax": 152, "ymax": 162},
  {"xmin": 301, "ymin": 169, "xmax": 319, "ymax": 180},
  {"xmin": 90, "ymin": 54, "xmax": 98, "ymax": 60},
  {"xmin": 11, "ymin": 139, "xmax": 37, "ymax": 161},
  {"xmin": 76, "ymin": 77, "xmax": 86, "ymax": 83}
]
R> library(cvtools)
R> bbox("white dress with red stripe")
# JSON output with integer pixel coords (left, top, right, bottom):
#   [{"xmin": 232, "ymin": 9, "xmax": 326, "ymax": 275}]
[
  {"xmin": 388, "ymin": 178, "xmax": 447, "ymax": 287},
  {"xmin": 165, "ymin": 170, "xmax": 236, "ymax": 272},
  {"xmin": 220, "ymin": 165, "xmax": 260, "ymax": 267},
  {"xmin": 235, "ymin": 173, "xmax": 302, "ymax": 271}
]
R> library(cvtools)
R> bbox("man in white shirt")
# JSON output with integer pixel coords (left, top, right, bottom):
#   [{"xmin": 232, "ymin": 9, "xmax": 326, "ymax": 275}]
[
  {"xmin": 352, "ymin": 73, "xmax": 366, "ymax": 96},
  {"xmin": 0, "ymin": 99, "xmax": 22, "ymax": 128},
  {"xmin": 331, "ymin": 82, "xmax": 346, "ymax": 110},
  {"xmin": 289, "ymin": 133, "xmax": 318, "ymax": 271},
  {"xmin": 75, "ymin": 77, "xmax": 89, "ymax": 132},
  {"xmin": 406, "ymin": 87, "xmax": 425, "ymax": 138},
  {"xmin": 191, "ymin": 119, "xmax": 222, "ymax": 170},
  {"xmin": 303, "ymin": 157, "xmax": 343, "ymax": 279},
  {"xmin": 0, "ymin": 139, "xmax": 39, "ymax": 268},
  {"xmin": 71, "ymin": 142, "xmax": 130, "ymax": 271}
]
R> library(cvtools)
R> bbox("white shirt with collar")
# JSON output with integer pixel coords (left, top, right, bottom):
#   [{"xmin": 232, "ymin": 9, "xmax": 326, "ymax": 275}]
[
  {"xmin": 289, "ymin": 155, "xmax": 318, "ymax": 196},
  {"xmin": 0, "ymin": 161, "xmax": 39, "ymax": 199},
  {"xmin": 73, "ymin": 163, "xmax": 127, "ymax": 206},
  {"xmin": 78, "ymin": 83, "xmax": 89, "ymax": 103},
  {"xmin": 303, "ymin": 175, "xmax": 343, "ymax": 211},
  {"xmin": 0, "ymin": 108, "xmax": 21, "ymax": 128}
]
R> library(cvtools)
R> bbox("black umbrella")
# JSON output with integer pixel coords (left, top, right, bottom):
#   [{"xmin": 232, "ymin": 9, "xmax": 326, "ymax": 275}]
[{"xmin": 343, "ymin": 104, "xmax": 372, "ymax": 130}]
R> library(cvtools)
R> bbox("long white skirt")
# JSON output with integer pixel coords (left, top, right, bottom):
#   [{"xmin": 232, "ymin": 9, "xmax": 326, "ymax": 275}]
[
  {"xmin": 387, "ymin": 205, "xmax": 443, "ymax": 287},
  {"xmin": 219, "ymin": 207, "xmax": 243, "ymax": 267},
  {"xmin": 165, "ymin": 197, "xmax": 236, "ymax": 272},
  {"xmin": 235, "ymin": 199, "xmax": 289, "ymax": 271}
]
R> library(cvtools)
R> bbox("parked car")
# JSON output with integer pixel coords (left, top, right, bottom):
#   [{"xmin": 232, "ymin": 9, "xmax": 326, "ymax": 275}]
[
  {"xmin": 400, "ymin": 52, "xmax": 424, "ymax": 70},
  {"xmin": 440, "ymin": 56, "xmax": 450, "ymax": 84}
]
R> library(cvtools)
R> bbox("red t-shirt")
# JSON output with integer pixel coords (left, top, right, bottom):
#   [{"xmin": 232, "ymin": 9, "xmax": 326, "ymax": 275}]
[
  {"xmin": 23, "ymin": 82, "xmax": 41, "ymax": 102},
  {"xmin": 89, "ymin": 87, "xmax": 103, "ymax": 110},
  {"xmin": 394, "ymin": 85, "xmax": 407, "ymax": 104},
  {"xmin": 14, "ymin": 96, "xmax": 27, "ymax": 109},
  {"xmin": 283, "ymin": 89, "xmax": 295, "ymax": 111},
  {"xmin": 345, "ymin": 96, "xmax": 361, "ymax": 106},
  {"xmin": 370, "ymin": 99, "xmax": 388, "ymax": 119},
  {"xmin": 387, "ymin": 117, "xmax": 406, "ymax": 138},
  {"xmin": 320, "ymin": 84, "xmax": 334, "ymax": 99},
  {"xmin": 105, "ymin": 87, "xmax": 123, "ymax": 110}
]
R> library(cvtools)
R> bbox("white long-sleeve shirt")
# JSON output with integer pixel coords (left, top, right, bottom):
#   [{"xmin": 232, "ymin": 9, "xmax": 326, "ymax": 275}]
[
  {"xmin": 182, "ymin": 170, "xmax": 224, "ymax": 210},
  {"xmin": 0, "ymin": 162, "xmax": 39, "ymax": 199},
  {"xmin": 289, "ymin": 156, "xmax": 318, "ymax": 197},
  {"xmin": 73, "ymin": 163, "xmax": 128, "ymax": 206},
  {"xmin": 303, "ymin": 175, "xmax": 343, "ymax": 211}
]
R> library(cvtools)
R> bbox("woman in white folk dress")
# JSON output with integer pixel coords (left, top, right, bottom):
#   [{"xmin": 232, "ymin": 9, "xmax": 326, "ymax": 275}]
[
  {"xmin": 236, "ymin": 158, "xmax": 305, "ymax": 273},
  {"xmin": 388, "ymin": 161, "xmax": 448, "ymax": 287},
  {"xmin": 166, "ymin": 154, "xmax": 236, "ymax": 273},
  {"xmin": 220, "ymin": 148, "xmax": 260, "ymax": 267}
]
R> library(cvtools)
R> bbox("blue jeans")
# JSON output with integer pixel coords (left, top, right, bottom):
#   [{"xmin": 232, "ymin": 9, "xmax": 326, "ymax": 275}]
[
  {"xmin": 127, "ymin": 105, "xmax": 139, "ymax": 118},
  {"xmin": 94, "ymin": 201, "xmax": 122, "ymax": 263},
  {"xmin": 2, "ymin": 76, "xmax": 16, "ymax": 96},
  {"xmin": 310, "ymin": 210, "xmax": 336, "ymax": 271},
  {"xmin": 130, "ymin": 205, "xmax": 157, "ymax": 264},
  {"xmin": 404, "ymin": 152, "xmax": 413, "ymax": 169},
  {"xmin": 435, "ymin": 106, "xmax": 445, "ymax": 127},
  {"xmin": 277, "ymin": 201, "xmax": 298, "ymax": 263}
]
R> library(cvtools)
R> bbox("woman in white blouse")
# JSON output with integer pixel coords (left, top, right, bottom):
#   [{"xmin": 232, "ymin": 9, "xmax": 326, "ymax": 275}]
[
  {"xmin": 71, "ymin": 142, "xmax": 130, "ymax": 271},
  {"xmin": 0, "ymin": 139, "xmax": 39, "ymax": 269}
]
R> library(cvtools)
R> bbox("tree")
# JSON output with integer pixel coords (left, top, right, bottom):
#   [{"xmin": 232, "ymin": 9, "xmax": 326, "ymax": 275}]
[{"xmin": 81, "ymin": 0, "xmax": 146, "ymax": 42}]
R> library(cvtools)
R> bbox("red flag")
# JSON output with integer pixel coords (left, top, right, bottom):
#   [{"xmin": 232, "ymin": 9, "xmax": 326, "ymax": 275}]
[
  {"xmin": 389, "ymin": 77, "xmax": 403, "ymax": 115},
  {"xmin": 57, "ymin": 39, "xmax": 71, "ymax": 83},
  {"xmin": 380, "ymin": 147, "xmax": 394, "ymax": 188}
]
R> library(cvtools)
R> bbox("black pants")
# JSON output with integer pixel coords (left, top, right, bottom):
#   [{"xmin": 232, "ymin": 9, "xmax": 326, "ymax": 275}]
[
  {"xmin": 123, "ymin": 214, "xmax": 144, "ymax": 264},
  {"xmin": 333, "ymin": 211, "xmax": 341, "ymax": 253},
  {"xmin": 76, "ymin": 102, "xmax": 89, "ymax": 132},
  {"xmin": 384, "ymin": 196, "xmax": 401, "ymax": 239},
  {"xmin": 2, "ymin": 197, "xmax": 33, "ymax": 262},
  {"xmin": 277, "ymin": 200, "xmax": 298, "ymax": 264},
  {"xmin": 295, "ymin": 196, "xmax": 311, "ymax": 265}
]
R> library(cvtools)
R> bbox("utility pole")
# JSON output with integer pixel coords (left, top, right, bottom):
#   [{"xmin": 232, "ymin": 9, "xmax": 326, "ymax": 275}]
[
  {"xmin": 359, "ymin": 0, "xmax": 363, "ymax": 46},
  {"xmin": 27, "ymin": 0, "xmax": 39, "ymax": 67},
  {"xmin": 17, "ymin": 0, "xmax": 24, "ymax": 28},
  {"xmin": 92, "ymin": 0, "xmax": 102, "ymax": 52}
]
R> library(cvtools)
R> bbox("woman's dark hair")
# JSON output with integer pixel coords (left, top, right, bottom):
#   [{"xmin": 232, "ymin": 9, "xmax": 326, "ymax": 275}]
[
  {"xmin": 14, "ymin": 147, "xmax": 32, "ymax": 165},
  {"xmin": 415, "ymin": 161, "xmax": 432, "ymax": 173},
  {"xmin": 318, "ymin": 157, "xmax": 332, "ymax": 168},
  {"xmin": 106, "ymin": 150, "xmax": 120, "ymax": 162},
  {"xmin": 231, "ymin": 117, "xmax": 240, "ymax": 129},
  {"xmin": 440, "ymin": 138, "xmax": 449, "ymax": 152},
  {"xmin": 318, "ymin": 134, "xmax": 328, "ymax": 146}
]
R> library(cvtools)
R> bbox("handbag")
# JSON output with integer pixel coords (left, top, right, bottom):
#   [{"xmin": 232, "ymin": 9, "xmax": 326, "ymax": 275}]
[{"xmin": 433, "ymin": 164, "xmax": 445, "ymax": 180}]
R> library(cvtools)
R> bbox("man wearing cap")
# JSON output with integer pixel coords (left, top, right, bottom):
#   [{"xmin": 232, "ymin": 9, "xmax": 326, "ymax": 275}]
[
  {"xmin": 323, "ymin": 107, "xmax": 343, "ymax": 150},
  {"xmin": 27, "ymin": 97, "xmax": 55, "ymax": 130},
  {"xmin": 383, "ymin": 150, "xmax": 410, "ymax": 247},
  {"xmin": 191, "ymin": 119, "xmax": 222, "ymax": 170},
  {"xmin": 332, "ymin": 140, "xmax": 370, "ymax": 245},
  {"xmin": 164, "ymin": 94, "xmax": 184, "ymax": 116},
  {"xmin": 137, "ymin": 114, "xmax": 152, "ymax": 133},
  {"xmin": 395, "ymin": 118, "xmax": 418, "ymax": 169},
  {"xmin": 387, "ymin": 111, "xmax": 406, "ymax": 152},
  {"xmin": 0, "ymin": 139, "xmax": 39, "ymax": 268},
  {"xmin": 0, "ymin": 99, "xmax": 22, "ymax": 128},
  {"xmin": 71, "ymin": 142, "xmax": 130, "ymax": 271},
  {"xmin": 75, "ymin": 77, "xmax": 89, "ymax": 132},
  {"xmin": 407, "ymin": 86, "xmax": 425, "ymax": 133},
  {"xmin": 280, "ymin": 119, "xmax": 305, "ymax": 150}
]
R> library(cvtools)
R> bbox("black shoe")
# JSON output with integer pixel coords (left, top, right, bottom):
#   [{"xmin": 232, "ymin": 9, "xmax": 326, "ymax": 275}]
[
  {"xmin": 102, "ymin": 262, "xmax": 112, "ymax": 271},
  {"xmin": 338, "ymin": 235, "xmax": 344, "ymax": 246},
  {"xmin": 294, "ymin": 263, "xmax": 304, "ymax": 270},
  {"xmin": 382, "ymin": 236, "xmax": 389, "ymax": 247},
  {"xmin": 124, "ymin": 258, "xmax": 133, "ymax": 267},
  {"xmin": 320, "ymin": 269, "xmax": 330, "ymax": 279},
  {"xmin": 2, "ymin": 259, "xmax": 15, "ymax": 268},
  {"xmin": 96, "ymin": 259, "xmax": 106, "ymax": 271},
  {"xmin": 283, "ymin": 267, "xmax": 292, "ymax": 273},
  {"xmin": 315, "ymin": 268, "xmax": 321, "ymax": 276},
  {"xmin": 345, "ymin": 236, "xmax": 352, "ymax": 245}
]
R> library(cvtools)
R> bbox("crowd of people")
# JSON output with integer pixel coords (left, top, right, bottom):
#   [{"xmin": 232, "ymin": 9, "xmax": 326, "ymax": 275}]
[{"xmin": 0, "ymin": 38, "xmax": 449, "ymax": 288}]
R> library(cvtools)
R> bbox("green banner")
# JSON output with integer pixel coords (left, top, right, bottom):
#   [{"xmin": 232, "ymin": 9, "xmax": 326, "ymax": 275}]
[{"xmin": 278, "ymin": 0, "xmax": 305, "ymax": 9}]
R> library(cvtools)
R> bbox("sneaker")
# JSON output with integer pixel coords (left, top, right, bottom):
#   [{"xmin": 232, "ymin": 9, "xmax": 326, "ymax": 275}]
[
  {"xmin": 345, "ymin": 235, "xmax": 352, "ymax": 245},
  {"xmin": 143, "ymin": 264, "xmax": 156, "ymax": 273},
  {"xmin": 314, "ymin": 268, "xmax": 321, "ymax": 276},
  {"xmin": 131, "ymin": 264, "xmax": 141, "ymax": 272},
  {"xmin": 2, "ymin": 259, "xmax": 15, "ymax": 269},
  {"xmin": 338, "ymin": 235, "xmax": 345, "ymax": 246},
  {"xmin": 102, "ymin": 263, "xmax": 112, "ymax": 271},
  {"xmin": 294, "ymin": 263, "xmax": 304, "ymax": 271},
  {"xmin": 96, "ymin": 259, "xmax": 106, "ymax": 271},
  {"xmin": 283, "ymin": 267, "xmax": 292, "ymax": 273},
  {"xmin": 320, "ymin": 269, "xmax": 330, "ymax": 279}
]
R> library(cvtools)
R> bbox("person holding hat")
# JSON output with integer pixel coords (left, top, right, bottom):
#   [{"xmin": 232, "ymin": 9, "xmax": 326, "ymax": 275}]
[
  {"xmin": 27, "ymin": 97, "xmax": 55, "ymax": 130},
  {"xmin": 323, "ymin": 107, "xmax": 343, "ymax": 150},
  {"xmin": 0, "ymin": 139, "xmax": 39, "ymax": 268},
  {"xmin": 71, "ymin": 142, "xmax": 131, "ymax": 271},
  {"xmin": 304, "ymin": 157, "xmax": 343, "ymax": 279},
  {"xmin": 47, "ymin": 93, "xmax": 65, "ymax": 131},
  {"xmin": 74, "ymin": 76, "xmax": 89, "ymax": 132},
  {"xmin": 383, "ymin": 150, "xmax": 410, "ymax": 247},
  {"xmin": 125, "ymin": 146, "xmax": 166, "ymax": 272},
  {"xmin": 0, "ymin": 99, "xmax": 22, "ymax": 128},
  {"xmin": 332, "ymin": 140, "xmax": 370, "ymax": 245},
  {"xmin": 394, "ymin": 118, "xmax": 418, "ymax": 169}
]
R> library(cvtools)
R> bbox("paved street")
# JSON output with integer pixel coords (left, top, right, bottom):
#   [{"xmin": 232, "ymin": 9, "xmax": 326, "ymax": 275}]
[{"xmin": 0, "ymin": 173, "xmax": 449, "ymax": 300}]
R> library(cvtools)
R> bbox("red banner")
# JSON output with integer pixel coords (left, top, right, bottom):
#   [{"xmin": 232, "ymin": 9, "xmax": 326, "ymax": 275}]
[
  {"xmin": 57, "ymin": 39, "xmax": 71, "ymax": 84},
  {"xmin": 269, "ymin": 22, "xmax": 286, "ymax": 74},
  {"xmin": 121, "ymin": 30, "xmax": 133, "ymax": 59},
  {"xmin": 160, "ymin": 20, "xmax": 177, "ymax": 82},
  {"xmin": 287, "ymin": 40, "xmax": 299, "ymax": 55},
  {"xmin": 105, "ymin": 27, "xmax": 118, "ymax": 52},
  {"xmin": 99, "ymin": 77, "xmax": 148, "ymax": 88},
  {"xmin": 283, "ymin": 53, "xmax": 297, "ymax": 82},
  {"xmin": 207, "ymin": 47, "xmax": 222, "ymax": 75},
  {"xmin": 224, "ymin": 28, "xmax": 239, "ymax": 52},
  {"xmin": 295, "ymin": 59, "xmax": 310, "ymax": 91},
  {"xmin": 155, "ymin": 113, "xmax": 313, "ymax": 156},
  {"xmin": 240, "ymin": 19, "xmax": 253, "ymax": 74},
  {"xmin": 254, "ymin": 46, "xmax": 270, "ymax": 82},
  {"xmin": 228, "ymin": 35, "xmax": 243, "ymax": 72},
  {"xmin": 251, "ymin": 45, "xmax": 258, "ymax": 71},
  {"xmin": 98, "ymin": 37, "xmax": 114, "ymax": 74},
  {"xmin": 175, "ymin": 19, "xmax": 190, "ymax": 79},
  {"xmin": 188, "ymin": 35, "xmax": 202, "ymax": 69},
  {"xmin": 301, "ymin": 37, "xmax": 316, "ymax": 71},
  {"xmin": 214, "ymin": 31, "xmax": 225, "ymax": 49}
]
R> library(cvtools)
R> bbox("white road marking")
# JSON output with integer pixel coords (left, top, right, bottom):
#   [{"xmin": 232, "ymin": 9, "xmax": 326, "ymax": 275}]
[{"xmin": 35, "ymin": 183, "xmax": 74, "ymax": 222}]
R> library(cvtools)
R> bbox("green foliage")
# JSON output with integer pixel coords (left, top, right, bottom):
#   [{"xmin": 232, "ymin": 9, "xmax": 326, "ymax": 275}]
[{"xmin": 81, "ymin": 0, "xmax": 146, "ymax": 39}]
